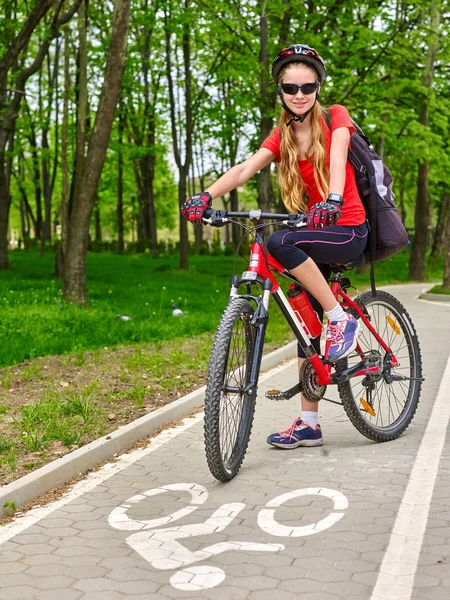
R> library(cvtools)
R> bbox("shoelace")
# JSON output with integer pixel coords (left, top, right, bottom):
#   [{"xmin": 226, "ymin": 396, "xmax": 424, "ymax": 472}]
[
  {"xmin": 280, "ymin": 417, "xmax": 303, "ymax": 439},
  {"xmin": 326, "ymin": 321, "xmax": 346, "ymax": 344}
]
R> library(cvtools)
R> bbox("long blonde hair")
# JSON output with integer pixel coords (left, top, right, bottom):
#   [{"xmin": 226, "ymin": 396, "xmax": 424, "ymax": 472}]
[{"xmin": 277, "ymin": 65, "xmax": 329, "ymax": 213}]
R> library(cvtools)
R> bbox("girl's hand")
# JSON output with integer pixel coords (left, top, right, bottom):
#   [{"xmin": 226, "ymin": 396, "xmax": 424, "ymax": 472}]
[
  {"xmin": 182, "ymin": 192, "xmax": 212, "ymax": 224},
  {"xmin": 307, "ymin": 197, "xmax": 343, "ymax": 229}
]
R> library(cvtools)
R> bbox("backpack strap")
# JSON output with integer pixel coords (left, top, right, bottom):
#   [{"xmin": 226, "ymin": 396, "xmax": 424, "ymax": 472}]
[{"xmin": 325, "ymin": 107, "xmax": 377, "ymax": 296}]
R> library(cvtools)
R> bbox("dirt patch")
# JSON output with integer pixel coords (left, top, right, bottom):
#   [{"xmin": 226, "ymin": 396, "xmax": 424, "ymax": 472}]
[{"xmin": 0, "ymin": 335, "xmax": 214, "ymax": 486}]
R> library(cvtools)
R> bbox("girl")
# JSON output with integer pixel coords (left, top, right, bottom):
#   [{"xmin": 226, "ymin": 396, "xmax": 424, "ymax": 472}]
[{"xmin": 182, "ymin": 44, "xmax": 368, "ymax": 449}]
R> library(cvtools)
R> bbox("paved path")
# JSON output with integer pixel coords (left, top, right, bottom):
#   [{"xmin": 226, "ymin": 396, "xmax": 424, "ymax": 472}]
[{"xmin": 1, "ymin": 283, "xmax": 450, "ymax": 600}]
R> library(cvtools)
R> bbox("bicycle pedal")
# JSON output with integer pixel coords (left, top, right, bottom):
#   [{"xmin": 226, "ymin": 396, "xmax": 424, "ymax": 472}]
[{"xmin": 265, "ymin": 383, "xmax": 301, "ymax": 401}]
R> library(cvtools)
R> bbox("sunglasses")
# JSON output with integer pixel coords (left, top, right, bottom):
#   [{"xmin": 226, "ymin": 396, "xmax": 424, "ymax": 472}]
[{"xmin": 280, "ymin": 82, "xmax": 319, "ymax": 95}]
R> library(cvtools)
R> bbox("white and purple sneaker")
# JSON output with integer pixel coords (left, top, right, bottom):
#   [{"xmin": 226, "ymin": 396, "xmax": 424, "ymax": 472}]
[
  {"xmin": 267, "ymin": 418, "xmax": 323, "ymax": 449},
  {"xmin": 327, "ymin": 314, "xmax": 360, "ymax": 361}
]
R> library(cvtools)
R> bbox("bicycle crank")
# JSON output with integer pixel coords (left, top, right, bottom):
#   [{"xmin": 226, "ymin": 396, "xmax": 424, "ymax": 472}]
[{"xmin": 299, "ymin": 360, "xmax": 327, "ymax": 403}]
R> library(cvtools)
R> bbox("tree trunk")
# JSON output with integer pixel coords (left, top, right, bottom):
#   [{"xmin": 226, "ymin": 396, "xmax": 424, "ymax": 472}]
[
  {"xmin": 442, "ymin": 199, "xmax": 450, "ymax": 290},
  {"xmin": 117, "ymin": 105, "xmax": 124, "ymax": 253},
  {"xmin": 409, "ymin": 0, "xmax": 440, "ymax": 281},
  {"xmin": 0, "ymin": 153, "xmax": 10, "ymax": 267},
  {"xmin": 63, "ymin": 0, "xmax": 131, "ymax": 303},
  {"xmin": 56, "ymin": 26, "xmax": 71, "ymax": 278},
  {"xmin": 165, "ymin": 1, "xmax": 193, "ymax": 271},
  {"xmin": 94, "ymin": 206, "xmax": 102, "ymax": 243},
  {"xmin": 258, "ymin": 0, "xmax": 274, "ymax": 212},
  {"xmin": 431, "ymin": 194, "xmax": 449, "ymax": 258}
]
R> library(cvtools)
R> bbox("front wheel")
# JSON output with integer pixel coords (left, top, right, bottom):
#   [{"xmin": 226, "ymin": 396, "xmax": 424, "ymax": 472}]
[
  {"xmin": 204, "ymin": 298, "xmax": 258, "ymax": 482},
  {"xmin": 337, "ymin": 290, "xmax": 422, "ymax": 442}
]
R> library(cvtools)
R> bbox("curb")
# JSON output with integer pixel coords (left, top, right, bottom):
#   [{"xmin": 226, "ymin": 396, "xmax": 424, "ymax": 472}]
[
  {"xmin": 0, "ymin": 341, "xmax": 297, "ymax": 516},
  {"xmin": 419, "ymin": 292, "xmax": 450, "ymax": 302}
]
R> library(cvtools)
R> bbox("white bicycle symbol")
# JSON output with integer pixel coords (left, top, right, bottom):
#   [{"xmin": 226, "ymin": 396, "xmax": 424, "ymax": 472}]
[{"xmin": 108, "ymin": 482, "xmax": 348, "ymax": 591}]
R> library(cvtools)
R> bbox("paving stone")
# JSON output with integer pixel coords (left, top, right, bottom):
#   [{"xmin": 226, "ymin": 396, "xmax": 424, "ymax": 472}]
[
  {"xmin": 114, "ymin": 579, "xmax": 161, "ymax": 595},
  {"xmin": 33, "ymin": 574, "xmax": 76, "ymax": 590},
  {"xmin": 232, "ymin": 575, "xmax": 280, "ymax": 591},
  {"xmin": 248, "ymin": 590, "xmax": 298, "ymax": 600},
  {"xmin": 202, "ymin": 585, "xmax": 248, "ymax": 600},
  {"xmin": 107, "ymin": 567, "xmax": 154, "ymax": 582},
  {"xmin": 65, "ymin": 566, "xmax": 108, "ymax": 580},
  {"xmin": 307, "ymin": 568, "xmax": 351, "ymax": 583},
  {"xmin": 278, "ymin": 578, "xmax": 323, "ymax": 594},
  {"xmin": 0, "ymin": 586, "xmax": 37, "ymax": 600},
  {"xmin": 223, "ymin": 563, "xmax": 264, "ymax": 578},
  {"xmin": 36, "ymin": 590, "xmax": 82, "ymax": 600},
  {"xmin": 323, "ymin": 580, "xmax": 369, "ymax": 597},
  {"xmin": 0, "ymin": 573, "xmax": 32, "ymax": 588},
  {"xmin": 0, "ymin": 562, "xmax": 28, "ymax": 575},
  {"xmin": 77, "ymin": 593, "xmax": 127, "ymax": 600},
  {"xmin": 73, "ymin": 577, "xmax": 118, "ymax": 592}
]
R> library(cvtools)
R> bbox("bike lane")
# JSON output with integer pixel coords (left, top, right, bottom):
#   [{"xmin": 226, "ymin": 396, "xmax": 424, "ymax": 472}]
[{"xmin": 0, "ymin": 283, "xmax": 450, "ymax": 600}]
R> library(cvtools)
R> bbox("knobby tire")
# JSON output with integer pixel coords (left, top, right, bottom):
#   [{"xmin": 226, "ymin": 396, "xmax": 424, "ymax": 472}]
[
  {"xmin": 204, "ymin": 298, "xmax": 257, "ymax": 482},
  {"xmin": 338, "ymin": 290, "xmax": 422, "ymax": 442}
]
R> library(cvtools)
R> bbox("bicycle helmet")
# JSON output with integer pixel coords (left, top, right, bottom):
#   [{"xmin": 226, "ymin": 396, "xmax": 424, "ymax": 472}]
[
  {"xmin": 271, "ymin": 44, "xmax": 326, "ymax": 84},
  {"xmin": 271, "ymin": 44, "xmax": 326, "ymax": 125}
]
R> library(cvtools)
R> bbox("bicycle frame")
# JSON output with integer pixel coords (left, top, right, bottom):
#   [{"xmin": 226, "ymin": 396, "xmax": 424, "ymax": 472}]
[{"xmin": 229, "ymin": 227, "xmax": 399, "ymax": 389}]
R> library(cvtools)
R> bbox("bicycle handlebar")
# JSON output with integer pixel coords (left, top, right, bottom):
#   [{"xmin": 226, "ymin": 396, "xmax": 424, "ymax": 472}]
[{"xmin": 202, "ymin": 208, "xmax": 307, "ymax": 226}]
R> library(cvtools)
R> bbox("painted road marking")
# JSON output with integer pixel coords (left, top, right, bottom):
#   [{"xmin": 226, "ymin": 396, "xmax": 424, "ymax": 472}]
[
  {"xmin": 257, "ymin": 487, "xmax": 348, "ymax": 537},
  {"xmin": 108, "ymin": 483, "xmax": 347, "ymax": 590},
  {"xmin": 370, "ymin": 352, "xmax": 450, "ymax": 600}
]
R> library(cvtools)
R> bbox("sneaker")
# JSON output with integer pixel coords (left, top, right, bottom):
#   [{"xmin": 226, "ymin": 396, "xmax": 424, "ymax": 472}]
[
  {"xmin": 267, "ymin": 418, "xmax": 323, "ymax": 449},
  {"xmin": 327, "ymin": 314, "xmax": 360, "ymax": 361}
]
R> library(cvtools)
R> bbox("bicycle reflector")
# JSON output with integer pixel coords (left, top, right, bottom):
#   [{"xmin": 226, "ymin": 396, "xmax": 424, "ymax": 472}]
[
  {"xmin": 386, "ymin": 316, "xmax": 401, "ymax": 335},
  {"xmin": 360, "ymin": 398, "xmax": 376, "ymax": 417}
]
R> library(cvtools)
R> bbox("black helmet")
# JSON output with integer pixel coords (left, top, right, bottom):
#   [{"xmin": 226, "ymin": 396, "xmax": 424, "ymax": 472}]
[{"xmin": 271, "ymin": 44, "xmax": 326, "ymax": 84}]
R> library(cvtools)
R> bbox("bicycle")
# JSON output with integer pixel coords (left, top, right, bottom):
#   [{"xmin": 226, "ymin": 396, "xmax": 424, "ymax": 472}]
[{"xmin": 201, "ymin": 208, "xmax": 423, "ymax": 482}]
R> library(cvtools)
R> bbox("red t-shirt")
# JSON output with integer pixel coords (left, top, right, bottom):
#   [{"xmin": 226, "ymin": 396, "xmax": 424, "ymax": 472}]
[{"xmin": 260, "ymin": 105, "xmax": 366, "ymax": 226}]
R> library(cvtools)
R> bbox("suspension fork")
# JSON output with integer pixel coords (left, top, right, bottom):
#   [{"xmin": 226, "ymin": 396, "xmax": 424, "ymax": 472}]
[{"xmin": 244, "ymin": 280, "xmax": 272, "ymax": 395}]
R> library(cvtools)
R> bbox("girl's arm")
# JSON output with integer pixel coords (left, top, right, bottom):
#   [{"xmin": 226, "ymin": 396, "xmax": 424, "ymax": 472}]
[
  {"xmin": 329, "ymin": 127, "xmax": 350, "ymax": 197},
  {"xmin": 206, "ymin": 148, "xmax": 275, "ymax": 200}
]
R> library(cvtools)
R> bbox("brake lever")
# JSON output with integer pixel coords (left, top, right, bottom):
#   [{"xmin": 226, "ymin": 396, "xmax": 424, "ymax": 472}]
[
  {"xmin": 282, "ymin": 214, "xmax": 307, "ymax": 229},
  {"xmin": 202, "ymin": 209, "xmax": 228, "ymax": 227}
]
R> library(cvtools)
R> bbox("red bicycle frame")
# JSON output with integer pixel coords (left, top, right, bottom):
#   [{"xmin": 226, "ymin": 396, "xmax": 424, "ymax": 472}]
[{"xmin": 239, "ymin": 238, "xmax": 398, "ymax": 387}]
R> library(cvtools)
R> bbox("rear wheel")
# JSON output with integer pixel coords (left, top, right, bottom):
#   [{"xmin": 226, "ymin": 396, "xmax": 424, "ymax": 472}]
[
  {"xmin": 204, "ymin": 298, "xmax": 257, "ymax": 481},
  {"xmin": 337, "ymin": 290, "xmax": 422, "ymax": 442}
]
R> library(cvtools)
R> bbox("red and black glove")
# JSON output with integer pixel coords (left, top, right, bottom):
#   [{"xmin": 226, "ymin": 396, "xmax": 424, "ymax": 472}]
[
  {"xmin": 181, "ymin": 192, "xmax": 212, "ymax": 224},
  {"xmin": 307, "ymin": 194, "xmax": 343, "ymax": 229}
]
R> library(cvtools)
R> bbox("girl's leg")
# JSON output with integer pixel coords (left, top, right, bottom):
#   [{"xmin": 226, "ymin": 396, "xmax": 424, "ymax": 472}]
[
  {"xmin": 289, "ymin": 257, "xmax": 337, "ymax": 311},
  {"xmin": 266, "ymin": 356, "xmax": 324, "ymax": 449},
  {"xmin": 267, "ymin": 225, "xmax": 368, "ymax": 361}
]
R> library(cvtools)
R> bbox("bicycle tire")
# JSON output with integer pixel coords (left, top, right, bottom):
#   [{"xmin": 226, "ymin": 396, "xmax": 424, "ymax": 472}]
[
  {"xmin": 337, "ymin": 290, "xmax": 422, "ymax": 442},
  {"xmin": 204, "ymin": 298, "xmax": 257, "ymax": 482}
]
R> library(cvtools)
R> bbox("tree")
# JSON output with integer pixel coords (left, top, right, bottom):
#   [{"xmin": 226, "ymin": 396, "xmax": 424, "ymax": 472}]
[
  {"xmin": 0, "ymin": 0, "xmax": 82, "ymax": 268},
  {"xmin": 409, "ymin": 1, "xmax": 441, "ymax": 280},
  {"xmin": 62, "ymin": 0, "xmax": 131, "ymax": 303}
]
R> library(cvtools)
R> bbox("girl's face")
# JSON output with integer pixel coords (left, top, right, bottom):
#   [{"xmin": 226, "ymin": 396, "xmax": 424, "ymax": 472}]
[{"xmin": 280, "ymin": 63, "xmax": 319, "ymax": 117}]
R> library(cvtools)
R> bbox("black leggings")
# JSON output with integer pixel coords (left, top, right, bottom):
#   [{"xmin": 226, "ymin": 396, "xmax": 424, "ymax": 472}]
[{"xmin": 267, "ymin": 223, "xmax": 368, "ymax": 358}]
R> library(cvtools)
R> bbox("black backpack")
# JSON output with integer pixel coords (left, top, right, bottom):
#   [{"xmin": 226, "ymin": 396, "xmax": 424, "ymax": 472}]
[{"xmin": 325, "ymin": 110, "xmax": 409, "ymax": 266}]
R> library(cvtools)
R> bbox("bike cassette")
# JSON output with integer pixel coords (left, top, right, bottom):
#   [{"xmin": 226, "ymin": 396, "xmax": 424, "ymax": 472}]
[{"xmin": 299, "ymin": 361, "xmax": 327, "ymax": 403}]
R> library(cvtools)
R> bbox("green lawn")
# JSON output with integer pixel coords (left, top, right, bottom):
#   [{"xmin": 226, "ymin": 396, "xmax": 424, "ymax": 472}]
[{"xmin": 0, "ymin": 249, "xmax": 443, "ymax": 368}]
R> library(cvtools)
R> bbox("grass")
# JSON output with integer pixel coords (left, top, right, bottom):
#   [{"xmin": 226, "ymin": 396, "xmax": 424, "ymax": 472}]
[
  {"xmin": 0, "ymin": 249, "xmax": 444, "ymax": 368},
  {"xmin": 427, "ymin": 284, "xmax": 450, "ymax": 295}
]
